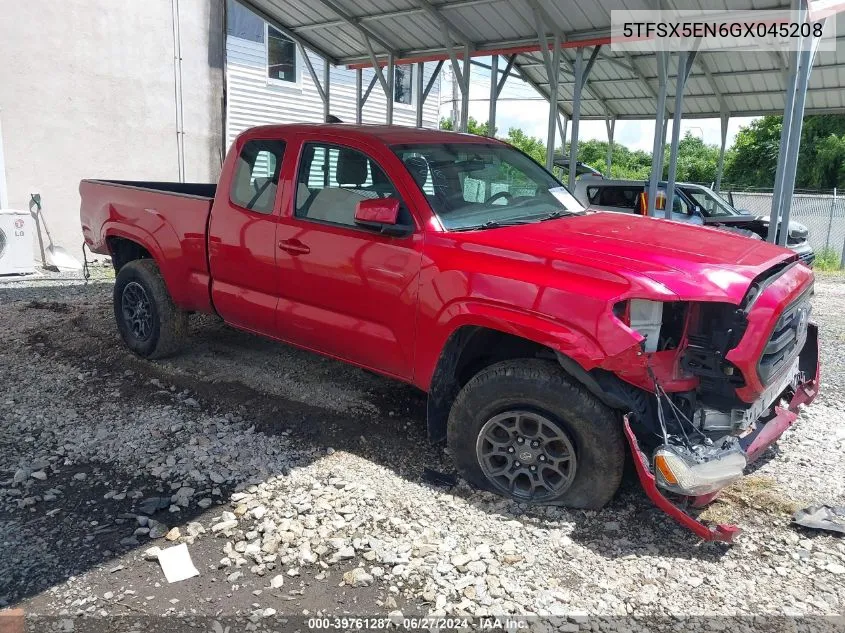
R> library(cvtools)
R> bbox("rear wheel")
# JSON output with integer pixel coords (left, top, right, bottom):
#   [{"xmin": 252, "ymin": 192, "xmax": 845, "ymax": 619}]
[
  {"xmin": 447, "ymin": 359, "xmax": 625, "ymax": 509},
  {"xmin": 113, "ymin": 259, "xmax": 187, "ymax": 359}
]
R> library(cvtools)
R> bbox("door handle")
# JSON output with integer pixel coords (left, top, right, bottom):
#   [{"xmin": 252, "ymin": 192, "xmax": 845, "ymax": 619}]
[{"xmin": 278, "ymin": 239, "xmax": 310, "ymax": 255}]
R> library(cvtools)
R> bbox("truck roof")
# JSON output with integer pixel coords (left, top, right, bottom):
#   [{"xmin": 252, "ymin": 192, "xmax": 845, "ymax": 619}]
[{"xmin": 241, "ymin": 123, "xmax": 504, "ymax": 146}]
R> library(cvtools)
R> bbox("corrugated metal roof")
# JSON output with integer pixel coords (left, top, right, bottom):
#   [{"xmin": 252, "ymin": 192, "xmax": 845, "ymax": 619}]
[{"xmin": 238, "ymin": 0, "xmax": 845, "ymax": 119}]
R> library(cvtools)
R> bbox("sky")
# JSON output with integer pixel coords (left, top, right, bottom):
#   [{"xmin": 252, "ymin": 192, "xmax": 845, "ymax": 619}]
[{"xmin": 437, "ymin": 59, "xmax": 756, "ymax": 153}]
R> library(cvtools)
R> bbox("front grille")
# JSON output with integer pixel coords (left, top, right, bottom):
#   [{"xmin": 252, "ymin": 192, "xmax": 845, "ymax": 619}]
[
  {"xmin": 798, "ymin": 251, "xmax": 815, "ymax": 267},
  {"xmin": 758, "ymin": 287, "xmax": 812, "ymax": 384}
]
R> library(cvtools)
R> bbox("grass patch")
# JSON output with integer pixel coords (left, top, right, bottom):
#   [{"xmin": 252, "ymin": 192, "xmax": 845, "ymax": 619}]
[
  {"xmin": 814, "ymin": 247, "xmax": 842, "ymax": 272},
  {"xmin": 698, "ymin": 475, "xmax": 802, "ymax": 524}
]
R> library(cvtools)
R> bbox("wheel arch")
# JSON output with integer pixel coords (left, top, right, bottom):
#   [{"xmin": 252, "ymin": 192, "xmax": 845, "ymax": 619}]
[{"xmin": 425, "ymin": 322, "xmax": 633, "ymax": 442}]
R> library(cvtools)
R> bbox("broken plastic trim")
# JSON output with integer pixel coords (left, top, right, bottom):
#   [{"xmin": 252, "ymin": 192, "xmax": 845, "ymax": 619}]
[{"xmin": 623, "ymin": 415, "xmax": 742, "ymax": 543}]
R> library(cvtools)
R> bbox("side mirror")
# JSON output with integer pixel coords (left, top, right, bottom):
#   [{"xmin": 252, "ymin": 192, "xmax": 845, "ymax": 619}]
[
  {"xmin": 693, "ymin": 205, "xmax": 704, "ymax": 217},
  {"xmin": 354, "ymin": 198, "xmax": 412, "ymax": 236}
]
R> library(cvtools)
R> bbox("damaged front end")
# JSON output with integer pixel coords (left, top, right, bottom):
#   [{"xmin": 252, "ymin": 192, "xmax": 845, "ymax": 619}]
[{"xmin": 604, "ymin": 263, "xmax": 819, "ymax": 542}]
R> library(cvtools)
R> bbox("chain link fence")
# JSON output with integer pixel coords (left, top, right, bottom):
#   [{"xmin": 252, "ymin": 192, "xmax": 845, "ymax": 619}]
[{"xmin": 721, "ymin": 187, "xmax": 845, "ymax": 268}]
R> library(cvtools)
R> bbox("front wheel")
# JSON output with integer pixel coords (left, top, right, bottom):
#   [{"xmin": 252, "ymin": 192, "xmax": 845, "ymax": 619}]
[
  {"xmin": 113, "ymin": 259, "xmax": 187, "ymax": 359},
  {"xmin": 447, "ymin": 359, "xmax": 625, "ymax": 509}
]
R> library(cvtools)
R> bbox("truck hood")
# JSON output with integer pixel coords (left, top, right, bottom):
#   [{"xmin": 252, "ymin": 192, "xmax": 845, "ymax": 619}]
[{"xmin": 454, "ymin": 212, "xmax": 796, "ymax": 304}]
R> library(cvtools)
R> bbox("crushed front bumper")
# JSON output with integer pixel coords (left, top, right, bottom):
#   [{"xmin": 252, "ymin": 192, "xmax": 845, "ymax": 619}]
[{"xmin": 624, "ymin": 323, "xmax": 820, "ymax": 543}]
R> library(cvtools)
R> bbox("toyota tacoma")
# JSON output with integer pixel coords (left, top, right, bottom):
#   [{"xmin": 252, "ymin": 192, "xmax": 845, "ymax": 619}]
[{"xmin": 80, "ymin": 124, "xmax": 820, "ymax": 541}]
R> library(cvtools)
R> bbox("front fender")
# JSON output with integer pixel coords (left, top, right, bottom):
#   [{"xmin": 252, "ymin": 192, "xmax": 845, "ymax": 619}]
[{"xmin": 417, "ymin": 300, "xmax": 607, "ymax": 392}]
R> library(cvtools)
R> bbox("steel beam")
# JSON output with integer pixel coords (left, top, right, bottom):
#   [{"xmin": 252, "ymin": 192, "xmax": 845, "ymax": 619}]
[
  {"xmin": 323, "ymin": 59, "xmax": 331, "ymax": 121},
  {"xmin": 488, "ymin": 54, "xmax": 498, "ymax": 137},
  {"xmin": 715, "ymin": 108, "xmax": 730, "ymax": 192},
  {"xmin": 605, "ymin": 115, "xmax": 616, "ymax": 177},
  {"xmin": 568, "ymin": 48, "xmax": 585, "ymax": 190},
  {"xmin": 647, "ymin": 51, "xmax": 670, "ymax": 217},
  {"xmin": 313, "ymin": 0, "xmax": 398, "ymax": 57},
  {"xmin": 355, "ymin": 69, "xmax": 363, "ymax": 124},
  {"xmin": 547, "ymin": 34, "xmax": 561, "ymax": 169},
  {"xmin": 237, "ymin": 0, "xmax": 338, "ymax": 64},
  {"xmin": 387, "ymin": 52, "xmax": 395, "ymax": 125},
  {"xmin": 665, "ymin": 50, "xmax": 698, "ymax": 215},
  {"xmin": 776, "ymin": 16, "xmax": 823, "ymax": 246},
  {"xmin": 415, "ymin": 61, "xmax": 424, "ymax": 127},
  {"xmin": 413, "ymin": 0, "xmax": 475, "ymax": 47},
  {"xmin": 301, "ymin": 45, "xmax": 327, "ymax": 105},
  {"xmin": 422, "ymin": 60, "xmax": 444, "ymax": 102}
]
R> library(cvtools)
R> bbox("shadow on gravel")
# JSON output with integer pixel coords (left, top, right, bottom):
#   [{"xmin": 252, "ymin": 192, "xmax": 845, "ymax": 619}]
[
  {"xmin": 1, "ymin": 461, "xmax": 236, "ymax": 605},
  {"xmin": 1, "ymin": 282, "xmax": 732, "ymax": 605}
]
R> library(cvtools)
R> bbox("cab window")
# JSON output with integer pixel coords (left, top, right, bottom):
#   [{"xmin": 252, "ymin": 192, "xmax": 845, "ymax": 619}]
[
  {"xmin": 230, "ymin": 139, "xmax": 286, "ymax": 214},
  {"xmin": 295, "ymin": 143, "xmax": 410, "ymax": 227}
]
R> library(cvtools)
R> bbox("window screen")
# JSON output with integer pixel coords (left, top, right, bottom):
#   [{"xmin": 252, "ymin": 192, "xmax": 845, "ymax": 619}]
[
  {"xmin": 394, "ymin": 65, "xmax": 413, "ymax": 105},
  {"xmin": 268, "ymin": 26, "xmax": 296, "ymax": 82},
  {"xmin": 230, "ymin": 139, "xmax": 286, "ymax": 214}
]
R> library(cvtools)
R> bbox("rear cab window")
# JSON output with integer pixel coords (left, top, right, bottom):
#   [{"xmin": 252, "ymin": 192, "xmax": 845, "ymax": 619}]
[{"xmin": 230, "ymin": 139, "xmax": 286, "ymax": 214}]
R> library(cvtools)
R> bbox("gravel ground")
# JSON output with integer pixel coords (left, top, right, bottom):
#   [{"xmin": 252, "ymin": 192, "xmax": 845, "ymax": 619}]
[{"xmin": 1, "ymin": 268, "xmax": 844, "ymax": 625}]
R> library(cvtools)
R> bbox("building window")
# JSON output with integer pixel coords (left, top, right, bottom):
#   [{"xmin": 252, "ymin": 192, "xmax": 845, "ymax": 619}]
[
  {"xmin": 268, "ymin": 25, "xmax": 296, "ymax": 83},
  {"xmin": 394, "ymin": 65, "xmax": 413, "ymax": 105}
]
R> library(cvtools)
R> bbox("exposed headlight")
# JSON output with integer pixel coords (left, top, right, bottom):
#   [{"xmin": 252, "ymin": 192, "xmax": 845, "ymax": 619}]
[
  {"xmin": 614, "ymin": 299, "xmax": 664, "ymax": 352},
  {"xmin": 653, "ymin": 444, "xmax": 747, "ymax": 496}
]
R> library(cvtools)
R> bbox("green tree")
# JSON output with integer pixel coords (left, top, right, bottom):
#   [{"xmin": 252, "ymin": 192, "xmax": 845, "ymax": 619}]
[
  {"xmin": 503, "ymin": 127, "xmax": 547, "ymax": 165},
  {"xmin": 439, "ymin": 116, "xmax": 494, "ymax": 136},
  {"xmin": 724, "ymin": 114, "xmax": 845, "ymax": 189}
]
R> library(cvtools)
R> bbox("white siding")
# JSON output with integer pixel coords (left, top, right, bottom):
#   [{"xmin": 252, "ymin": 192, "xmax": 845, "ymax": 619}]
[{"xmin": 226, "ymin": 36, "xmax": 442, "ymax": 146}]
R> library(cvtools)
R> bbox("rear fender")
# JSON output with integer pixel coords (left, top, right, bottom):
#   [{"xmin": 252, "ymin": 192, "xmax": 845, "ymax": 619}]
[{"xmin": 103, "ymin": 222, "xmax": 207, "ymax": 312}]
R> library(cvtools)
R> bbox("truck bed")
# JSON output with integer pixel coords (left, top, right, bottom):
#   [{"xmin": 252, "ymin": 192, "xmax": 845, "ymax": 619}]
[
  {"xmin": 86, "ymin": 179, "xmax": 217, "ymax": 199},
  {"xmin": 79, "ymin": 178, "xmax": 214, "ymax": 314}
]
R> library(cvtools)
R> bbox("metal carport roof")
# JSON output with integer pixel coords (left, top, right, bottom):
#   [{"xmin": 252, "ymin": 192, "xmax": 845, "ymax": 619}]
[
  {"xmin": 235, "ymin": 0, "xmax": 845, "ymax": 245},
  {"xmin": 237, "ymin": 0, "xmax": 845, "ymax": 120}
]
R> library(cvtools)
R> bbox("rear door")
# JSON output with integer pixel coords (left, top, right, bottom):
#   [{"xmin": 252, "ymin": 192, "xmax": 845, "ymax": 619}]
[
  {"xmin": 208, "ymin": 136, "xmax": 289, "ymax": 336},
  {"xmin": 273, "ymin": 135, "xmax": 424, "ymax": 380}
]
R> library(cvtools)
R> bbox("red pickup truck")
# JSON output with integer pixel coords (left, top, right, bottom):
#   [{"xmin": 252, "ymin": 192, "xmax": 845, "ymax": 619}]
[{"xmin": 80, "ymin": 124, "xmax": 819, "ymax": 541}]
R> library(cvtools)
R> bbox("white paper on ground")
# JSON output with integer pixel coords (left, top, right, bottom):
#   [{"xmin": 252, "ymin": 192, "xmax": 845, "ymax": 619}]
[{"xmin": 157, "ymin": 543, "xmax": 200, "ymax": 583}]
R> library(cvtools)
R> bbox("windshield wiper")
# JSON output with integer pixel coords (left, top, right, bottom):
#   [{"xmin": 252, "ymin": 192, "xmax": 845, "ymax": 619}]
[
  {"xmin": 537, "ymin": 210, "xmax": 579, "ymax": 221},
  {"xmin": 451, "ymin": 219, "xmax": 535, "ymax": 232}
]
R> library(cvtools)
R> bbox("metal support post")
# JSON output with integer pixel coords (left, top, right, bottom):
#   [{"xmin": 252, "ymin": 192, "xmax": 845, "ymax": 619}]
[
  {"xmin": 386, "ymin": 53, "xmax": 395, "ymax": 125},
  {"xmin": 323, "ymin": 59, "xmax": 330, "ymax": 122},
  {"xmin": 415, "ymin": 62, "xmax": 424, "ymax": 127},
  {"xmin": 355, "ymin": 68, "xmax": 363, "ymax": 124},
  {"xmin": 777, "ymin": 26, "xmax": 820, "ymax": 247},
  {"xmin": 605, "ymin": 116, "xmax": 616, "ymax": 177},
  {"xmin": 647, "ymin": 51, "xmax": 670, "ymax": 216},
  {"xmin": 460, "ymin": 44, "xmax": 470, "ymax": 132},
  {"xmin": 715, "ymin": 108, "xmax": 730, "ymax": 192},
  {"xmin": 666, "ymin": 50, "xmax": 697, "ymax": 214},
  {"xmin": 488, "ymin": 54, "xmax": 498, "ymax": 137},
  {"xmin": 546, "ymin": 35, "xmax": 561, "ymax": 170},
  {"xmin": 568, "ymin": 48, "xmax": 586, "ymax": 190}
]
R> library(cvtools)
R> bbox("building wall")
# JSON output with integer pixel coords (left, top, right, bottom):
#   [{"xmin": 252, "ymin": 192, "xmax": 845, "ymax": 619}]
[
  {"xmin": 225, "ymin": 9, "xmax": 442, "ymax": 146},
  {"xmin": 0, "ymin": 0, "xmax": 225, "ymax": 256}
]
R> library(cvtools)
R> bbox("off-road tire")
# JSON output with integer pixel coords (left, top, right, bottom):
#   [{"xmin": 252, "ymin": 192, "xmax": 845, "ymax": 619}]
[
  {"xmin": 447, "ymin": 359, "xmax": 625, "ymax": 509},
  {"xmin": 113, "ymin": 259, "xmax": 188, "ymax": 359}
]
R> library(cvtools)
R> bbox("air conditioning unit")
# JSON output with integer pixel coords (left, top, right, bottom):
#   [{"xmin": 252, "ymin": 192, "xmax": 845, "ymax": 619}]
[{"xmin": 0, "ymin": 209, "xmax": 36, "ymax": 275}]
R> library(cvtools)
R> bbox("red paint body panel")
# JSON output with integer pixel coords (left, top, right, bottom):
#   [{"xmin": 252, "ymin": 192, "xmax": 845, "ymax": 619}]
[
  {"xmin": 79, "ymin": 123, "xmax": 814, "ymax": 395},
  {"xmin": 79, "ymin": 180, "xmax": 213, "ymax": 313},
  {"xmin": 80, "ymin": 124, "xmax": 821, "ymax": 542}
]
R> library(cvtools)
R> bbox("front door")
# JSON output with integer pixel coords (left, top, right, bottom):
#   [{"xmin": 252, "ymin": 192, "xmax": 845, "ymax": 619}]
[
  {"xmin": 208, "ymin": 137, "xmax": 287, "ymax": 336},
  {"xmin": 273, "ymin": 140, "xmax": 424, "ymax": 380}
]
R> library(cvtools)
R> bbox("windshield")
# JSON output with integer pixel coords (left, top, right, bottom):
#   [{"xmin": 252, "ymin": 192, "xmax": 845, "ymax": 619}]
[
  {"xmin": 681, "ymin": 185, "xmax": 743, "ymax": 217},
  {"xmin": 391, "ymin": 143, "xmax": 584, "ymax": 230}
]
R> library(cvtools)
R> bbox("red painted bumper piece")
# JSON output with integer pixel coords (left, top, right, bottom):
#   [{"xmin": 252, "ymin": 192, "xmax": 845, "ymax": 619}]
[{"xmin": 624, "ymin": 328, "xmax": 820, "ymax": 543}]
